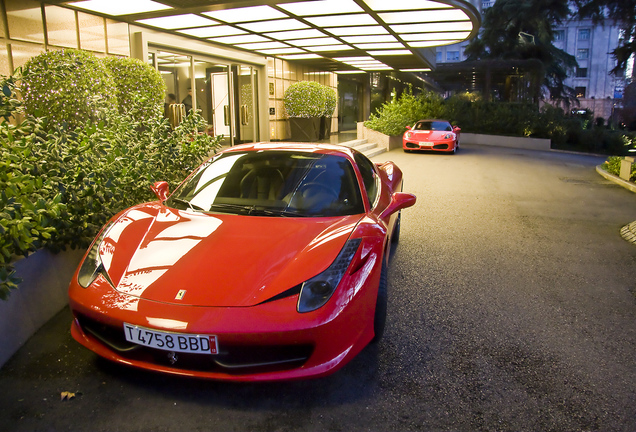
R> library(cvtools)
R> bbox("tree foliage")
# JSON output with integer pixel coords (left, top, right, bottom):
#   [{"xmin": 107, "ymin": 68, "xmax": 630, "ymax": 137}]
[
  {"xmin": 465, "ymin": 0, "xmax": 578, "ymax": 104},
  {"xmin": 573, "ymin": 0, "xmax": 636, "ymax": 76}
]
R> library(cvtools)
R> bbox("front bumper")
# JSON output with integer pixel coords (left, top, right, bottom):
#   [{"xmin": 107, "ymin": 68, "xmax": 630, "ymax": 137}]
[
  {"xmin": 68, "ymin": 266, "xmax": 379, "ymax": 381},
  {"xmin": 403, "ymin": 139, "xmax": 455, "ymax": 152}
]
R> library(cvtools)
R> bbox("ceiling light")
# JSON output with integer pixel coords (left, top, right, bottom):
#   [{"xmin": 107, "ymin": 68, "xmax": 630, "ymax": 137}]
[
  {"xmin": 239, "ymin": 19, "xmax": 309, "ymax": 33},
  {"xmin": 363, "ymin": 0, "xmax": 451, "ymax": 11},
  {"xmin": 236, "ymin": 42, "xmax": 290, "ymax": 50},
  {"xmin": 401, "ymin": 68, "xmax": 432, "ymax": 72},
  {"xmin": 202, "ymin": 6, "xmax": 287, "ymax": 23},
  {"xmin": 178, "ymin": 26, "xmax": 246, "ymax": 38},
  {"xmin": 306, "ymin": 15, "xmax": 377, "ymax": 27},
  {"xmin": 354, "ymin": 42, "xmax": 405, "ymax": 49},
  {"xmin": 390, "ymin": 22, "xmax": 473, "ymax": 33},
  {"xmin": 278, "ymin": 0, "xmax": 364, "ymax": 16},
  {"xmin": 279, "ymin": 53, "xmax": 323, "ymax": 59},
  {"xmin": 401, "ymin": 32, "xmax": 471, "ymax": 41},
  {"xmin": 326, "ymin": 26, "xmax": 389, "ymax": 36},
  {"xmin": 289, "ymin": 37, "xmax": 341, "ymax": 47},
  {"xmin": 258, "ymin": 47, "xmax": 307, "ymax": 54},
  {"xmin": 265, "ymin": 29, "xmax": 327, "ymax": 40},
  {"xmin": 358, "ymin": 65, "xmax": 393, "ymax": 70},
  {"xmin": 304, "ymin": 45, "xmax": 353, "ymax": 52},
  {"xmin": 136, "ymin": 14, "xmax": 215, "ymax": 30},
  {"xmin": 335, "ymin": 70, "xmax": 367, "ymax": 74},
  {"xmin": 408, "ymin": 40, "xmax": 460, "ymax": 47},
  {"xmin": 212, "ymin": 34, "xmax": 269, "ymax": 44},
  {"xmin": 342, "ymin": 35, "xmax": 397, "ymax": 44},
  {"xmin": 68, "ymin": 0, "xmax": 172, "ymax": 15},
  {"xmin": 368, "ymin": 50, "xmax": 412, "ymax": 55},
  {"xmin": 335, "ymin": 56, "xmax": 376, "ymax": 62},
  {"xmin": 379, "ymin": 9, "xmax": 470, "ymax": 24}
]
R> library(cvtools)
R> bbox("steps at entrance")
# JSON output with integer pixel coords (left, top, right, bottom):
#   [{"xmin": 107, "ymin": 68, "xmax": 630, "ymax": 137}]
[{"xmin": 338, "ymin": 138, "xmax": 386, "ymax": 158}]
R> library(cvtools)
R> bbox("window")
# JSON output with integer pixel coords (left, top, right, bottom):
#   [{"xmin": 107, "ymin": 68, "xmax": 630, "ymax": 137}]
[
  {"xmin": 436, "ymin": 51, "xmax": 442, "ymax": 62},
  {"xmin": 353, "ymin": 153, "xmax": 379, "ymax": 208},
  {"xmin": 576, "ymin": 49, "xmax": 589, "ymax": 60},
  {"xmin": 578, "ymin": 28, "xmax": 590, "ymax": 40},
  {"xmin": 576, "ymin": 67, "xmax": 588, "ymax": 78},
  {"xmin": 554, "ymin": 30, "xmax": 565, "ymax": 41},
  {"xmin": 446, "ymin": 51, "xmax": 459, "ymax": 62},
  {"xmin": 575, "ymin": 86, "xmax": 586, "ymax": 98}
]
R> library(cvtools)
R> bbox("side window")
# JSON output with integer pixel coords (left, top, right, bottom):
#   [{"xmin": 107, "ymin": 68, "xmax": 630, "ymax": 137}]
[{"xmin": 354, "ymin": 153, "xmax": 379, "ymax": 207}]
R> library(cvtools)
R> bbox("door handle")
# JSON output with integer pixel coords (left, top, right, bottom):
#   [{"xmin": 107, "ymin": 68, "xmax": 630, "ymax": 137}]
[{"xmin": 224, "ymin": 105, "xmax": 230, "ymax": 126}]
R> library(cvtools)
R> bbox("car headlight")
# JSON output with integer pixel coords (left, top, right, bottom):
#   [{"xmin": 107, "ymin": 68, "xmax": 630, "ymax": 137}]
[
  {"xmin": 444, "ymin": 133, "xmax": 453, "ymax": 140},
  {"xmin": 405, "ymin": 132, "xmax": 412, "ymax": 139},
  {"xmin": 77, "ymin": 223, "xmax": 114, "ymax": 288},
  {"xmin": 297, "ymin": 238, "xmax": 361, "ymax": 313}
]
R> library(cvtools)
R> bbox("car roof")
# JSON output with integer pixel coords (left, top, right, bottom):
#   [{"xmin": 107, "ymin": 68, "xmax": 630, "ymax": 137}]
[{"xmin": 415, "ymin": 119, "xmax": 451, "ymax": 123}]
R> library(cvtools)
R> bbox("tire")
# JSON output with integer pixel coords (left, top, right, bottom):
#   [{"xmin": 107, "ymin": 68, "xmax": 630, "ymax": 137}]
[
  {"xmin": 372, "ymin": 263, "xmax": 388, "ymax": 343},
  {"xmin": 391, "ymin": 211, "xmax": 401, "ymax": 245}
]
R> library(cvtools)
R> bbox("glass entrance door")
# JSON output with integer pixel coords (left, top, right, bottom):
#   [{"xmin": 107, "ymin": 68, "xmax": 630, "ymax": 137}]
[{"xmin": 233, "ymin": 65, "xmax": 259, "ymax": 144}]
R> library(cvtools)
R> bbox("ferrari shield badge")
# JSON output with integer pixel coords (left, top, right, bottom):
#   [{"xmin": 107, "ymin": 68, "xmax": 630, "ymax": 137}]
[{"xmin": 175, "ymin": 289, "xmax": 186, "ymax": 300}]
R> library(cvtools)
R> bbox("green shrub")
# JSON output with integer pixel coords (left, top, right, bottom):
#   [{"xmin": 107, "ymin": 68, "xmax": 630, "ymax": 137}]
[
  {"xmin": 603, "ymin": 156, "xmax": 636, "ymax": 181},
  {"xmin": 284, "ymin": 81, "xmax": 326, "ymax": 118},
  {"xmin": 323, "ymin": 86, "xmax": 337, "ymax": 117},
  {"xmin": 21, "ymin": 49, "xmax": 117, "ymax": 129},
  {"xmin": 102, "ymin": 56, "xmax": 166, "ymax": 123},
  {"xmin": 0, "ymin": 62, "xmax": 221, "ymax": 300}
]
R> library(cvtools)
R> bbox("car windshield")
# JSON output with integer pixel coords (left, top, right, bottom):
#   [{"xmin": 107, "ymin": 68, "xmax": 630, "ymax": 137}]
[
  {"xmin": 414, "ymin": 121, "xmax": 452, "ymax": 131},
  {"xmin": 166, "ymin": 150, "xmax": 365, "ymax": 217}
]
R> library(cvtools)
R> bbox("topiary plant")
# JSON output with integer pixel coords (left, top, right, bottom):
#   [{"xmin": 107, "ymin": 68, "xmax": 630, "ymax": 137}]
[
  {"xmin": 21, "ymin": 49, "xmax": 117, "ymax": 129},
  {"xmin": 284, "ymin": 81, "xmax": 326, "ymax": 118},
  {"xmin": 323, "ymin": 86, "xmax": 337, "ymax": 118},
  {"xmin": 102, "ymin": 56, "xmax": 166, "ymax": 122}
]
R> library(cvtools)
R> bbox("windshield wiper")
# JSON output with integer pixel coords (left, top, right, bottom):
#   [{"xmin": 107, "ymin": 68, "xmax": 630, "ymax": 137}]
[
  {"xmin": 170, "ymin": 198, "xmax": 206, "ymax": 212},
  {"xmin": 209, "ymin": 203, "xmax": 307, "ymax": 217}
]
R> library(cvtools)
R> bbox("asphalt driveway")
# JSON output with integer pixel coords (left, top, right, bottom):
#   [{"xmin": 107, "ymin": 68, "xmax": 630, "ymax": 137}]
[{"xmin": 1, "ymin": 144, "xmax": 635, "ymax": 432}]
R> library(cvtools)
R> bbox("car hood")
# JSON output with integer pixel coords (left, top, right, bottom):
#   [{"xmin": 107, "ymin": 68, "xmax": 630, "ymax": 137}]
[
  {"xmin": 97, "ymin": 203, "xmax": 362, "ymax": 307},
  {"xmin": 408, "ymin": 130, "xmax": 453, "ymax": 140}
]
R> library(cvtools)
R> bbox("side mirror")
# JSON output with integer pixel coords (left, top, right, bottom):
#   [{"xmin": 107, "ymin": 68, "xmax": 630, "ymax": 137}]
[
  {"xmin": 380, "ymin": 192, "xmax": 416, "ymax": 219},
  {"xmin": 453, "ymin": 126, "xmax": 461, "ymax": 132},
  {"xmin": 405, "ymin": 125, "xmax": 412, "ymax": 131},
  {"xmin": 151, "ymin": 181, "xmax": 170, "ymax": 202}
]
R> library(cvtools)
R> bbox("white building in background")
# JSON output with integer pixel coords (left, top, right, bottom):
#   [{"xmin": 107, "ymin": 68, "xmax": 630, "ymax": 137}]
[{"xmin": 435, "ymin": 0, "xmax": 632, "ymax": 121}]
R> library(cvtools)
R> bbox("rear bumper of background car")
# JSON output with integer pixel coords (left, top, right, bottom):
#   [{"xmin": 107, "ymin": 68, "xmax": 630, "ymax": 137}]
[{"xmin": 68, "ymin": 266, "xmax": 380, "ymax": 382}]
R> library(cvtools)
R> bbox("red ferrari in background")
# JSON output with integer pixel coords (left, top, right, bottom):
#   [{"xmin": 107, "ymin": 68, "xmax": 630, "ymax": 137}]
[
  {"xmin": 69, "ymin": 142, "xmax": 416, "ymax": 381},
  {"xmin": 403, "ymin": 119, "xmax": 461, "ymax": 154}
]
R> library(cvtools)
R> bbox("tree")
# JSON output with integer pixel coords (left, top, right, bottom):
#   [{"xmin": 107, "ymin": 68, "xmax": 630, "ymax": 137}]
[
  {"xmin": 573, "ymin": 0, "xmax": 636, "ymax": 76},
  {"xmin": 465, "ymin": 0, "xmax": 578, "ymax": 105}
]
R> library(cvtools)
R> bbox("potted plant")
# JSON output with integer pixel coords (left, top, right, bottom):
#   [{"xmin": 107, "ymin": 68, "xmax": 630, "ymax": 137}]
[
  {"xmin": 320, "ymin": 86, "xmax": 337, "ymax": 140},
  {"xmin": 284, "ymin": 81, "xmax": 326, "ymax": 141}
]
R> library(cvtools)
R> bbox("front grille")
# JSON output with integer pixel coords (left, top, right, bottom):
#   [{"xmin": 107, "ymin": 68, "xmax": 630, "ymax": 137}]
[
  {"xmin": 405, "ymin": 142, "xmax": 419, "ymax": 149},
  {"xmin": 76, "ymin": 314, "xmax": 313, "ymax": 375},
  {"xmin": 433, "ymin": 143, "xmax": 449, "ymax": 149}
]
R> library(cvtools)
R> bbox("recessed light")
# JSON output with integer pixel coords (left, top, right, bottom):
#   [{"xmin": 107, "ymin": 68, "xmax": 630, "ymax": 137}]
[
  {"xmin": 279, "ymin": 53, "xmax": 323, "ymax": 59},
  {"xmin": 379, "ymin": 9, "xmax": 470, "ymax": 24},
  {"xmin": 306, "ymin": 14, "xmax": 377, "ymax": 27},
  {"xmin": 368, "ymin": 50, "xmax": 412, "ymax": 55},
  {"xmin": 239, "ymin": 19, "xmax": 309, "ymax": 33},
  {"xmin": 326, "ymin": 26, "xmax": 389, "ymax": 36},
  {"xmin": 354, "ymin": 42, "xmax": 405, "ymax": 49},
  {"xmin": 265, "ymin": 29, "xmax": 327, "ymax": 40},
  {"xmin": 304, "ymin": 45, "xmax": 353, "ymax": 52},
  {"xmin": 363, "ymin": 0, "xmax": 451, "ymax": 11},
  {"xmin": 212, "ymin": 34, "xmax": 270, "ymax": 44},
  {"xmin": 136, "ymin": 14, "xmax": 215, "ymax": 30},
  {"xmin": 68, "ymin": 0, "xmax": 172, "ymax": 16},
  {"xmin": 335, "ymin": 70, "xmax": 367, "ymax": 74},
  {"xmin": 278, "ymin": 0, "xmax": 364, "ymax": 16},
  {"xmin": 342, "ymin": 35, "xmax": 397, "ymax": 44},
  {"xmin": 202, "ymin": 6, "xmax": 287, "ymax": 23},
  {"xmin": 401, "ymin": 32, "xmax": 471, "ymax": 41},
  {"xmin": 401, "ymin": 68, "xmax": 432, "ymax": 72},
  {"xmin": 178, "ymin": 26, "xmax": 246, "ymax": 38},
  {"xmin": 390, "ymin": 22, "xmax": 473, "ymax": 33},
  {"xmin": 236, "ymin": 42, "xmax": 291, "ymax": 50},
  {"xmin": 289, "ymin": 37, "xmax": 341, "ymax": 47},
  {"xmin": 258, "ymin": 47, "xmax": 307, "ymax": 54}
]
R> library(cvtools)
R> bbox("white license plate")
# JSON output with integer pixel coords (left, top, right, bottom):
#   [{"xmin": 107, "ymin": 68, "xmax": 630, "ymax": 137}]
[
  {"xmin": 123, "ymin": 323, "xmax": 218, "ymax": 354},
  {"xmin": 419, "ymin": 142, "xmax": 433, "ymax": 146}
]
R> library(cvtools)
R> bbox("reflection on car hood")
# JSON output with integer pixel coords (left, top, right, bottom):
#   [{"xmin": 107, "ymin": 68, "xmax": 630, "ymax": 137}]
[
  {"xmin": 409, "ymin": 130, "xmax": 453, "ymax": 140},
  {"xmin": 97, "ymin": 203, "xmax": 362, "ymax": 307}
]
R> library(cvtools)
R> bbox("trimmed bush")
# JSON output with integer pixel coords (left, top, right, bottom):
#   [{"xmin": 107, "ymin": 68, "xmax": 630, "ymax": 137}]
[
  {"xmin": 323, "ymin": 86, "xmax": 337, "ymax": 117},
  {"xmin": 284, "ymin": 81, "xmax": 326, "ymax": 118},
  {"xmin": 102, "ymin": 56, "xmax": 166, "ymax": 122},
  {"xmin": 21, "ymin": 49, "xmax": 117, "ymax": 129}
]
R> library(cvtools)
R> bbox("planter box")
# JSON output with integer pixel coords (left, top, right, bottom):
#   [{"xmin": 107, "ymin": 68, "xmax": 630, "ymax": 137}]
[
  {"xmin": 319, "ymin": 116, "xmax": 332, "ymax": 140},
  {"xmin": 289, "ymin": 117, "xmax": 321, "ymax": 142},
  {"xmin": 357, "ymin": 123, "xmax": 402, "ymax": 151},
  {"xmin": 0, "ymin": 248, "xmax": 84, "ymax": 368}
]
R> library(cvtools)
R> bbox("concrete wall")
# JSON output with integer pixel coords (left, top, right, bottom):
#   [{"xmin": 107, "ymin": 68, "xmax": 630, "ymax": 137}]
[
  {"xmin": 461, "ymin": 133, "xmax": 551, "ymax": 151},
  {"xmin": 0, "ymin": 248, "xmax": 85, "ymax": 368}
]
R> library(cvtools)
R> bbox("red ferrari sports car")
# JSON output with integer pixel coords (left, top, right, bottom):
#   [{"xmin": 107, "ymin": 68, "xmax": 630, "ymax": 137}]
[
  {"xmin": 403, "ymin": 119, "xmax": 461, "ymax": 154},
  {"xmin": 69, "ymin": 142, "xmax": 416, "ymax": 381}
]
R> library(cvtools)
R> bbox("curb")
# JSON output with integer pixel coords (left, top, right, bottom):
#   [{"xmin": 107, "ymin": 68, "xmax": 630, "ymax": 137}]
[
  {"xmin": 595, "ymin": 165, "xmax": 636, "ymax": 193},
  {"xmin": 621, "ymin": 221, "xmax": 636, "ymax": 245}
]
